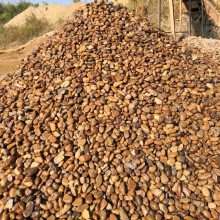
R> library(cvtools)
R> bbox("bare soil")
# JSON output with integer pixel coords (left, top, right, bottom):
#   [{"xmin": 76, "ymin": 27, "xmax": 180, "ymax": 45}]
[{"xmin": 0, "ymin": 32, "xmax": 53, "ymax": 80}]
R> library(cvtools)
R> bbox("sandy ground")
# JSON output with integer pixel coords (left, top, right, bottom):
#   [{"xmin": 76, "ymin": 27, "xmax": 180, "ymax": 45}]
[
  {"xmin": 0, "ymin": 32, "xmax": 54, "ymax": 80},
  {"xmin": 5, "ymin": 3, "xmax": 85, "ymax": 27}
]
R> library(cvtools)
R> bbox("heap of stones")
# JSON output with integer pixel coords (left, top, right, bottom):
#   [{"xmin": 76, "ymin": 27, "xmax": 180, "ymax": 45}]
[{"xmin": 0, "ymin": 1, "xmax": 219, "ymax": 219}]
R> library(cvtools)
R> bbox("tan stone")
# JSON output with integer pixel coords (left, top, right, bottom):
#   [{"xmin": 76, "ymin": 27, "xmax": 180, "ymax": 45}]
[{"xmin": 82, "ymin": 210, "xmax": 90, "ymax": 219}]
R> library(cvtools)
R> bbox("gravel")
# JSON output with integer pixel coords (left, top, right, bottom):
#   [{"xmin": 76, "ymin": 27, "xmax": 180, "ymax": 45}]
[{"xmin": 0, "ymin": 1, "xmax": 219, "ymax": 219}]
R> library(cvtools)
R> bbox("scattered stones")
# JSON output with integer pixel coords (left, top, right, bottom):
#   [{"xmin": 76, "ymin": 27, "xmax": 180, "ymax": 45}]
[{"xmin": 0, "ymin": 1, "xmax": 219, "ymax": 220}]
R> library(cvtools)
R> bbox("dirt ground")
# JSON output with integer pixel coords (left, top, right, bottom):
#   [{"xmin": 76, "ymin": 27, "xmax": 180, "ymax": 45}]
[{"xmin": 0, "ymin": 32, "xmax": 54, "ymax": 81}]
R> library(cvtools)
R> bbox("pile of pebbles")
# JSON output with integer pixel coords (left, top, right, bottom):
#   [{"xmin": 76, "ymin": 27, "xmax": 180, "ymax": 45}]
[{"xmin": 0, "ymin": 1, "xmax": 219, "ymax": 219}]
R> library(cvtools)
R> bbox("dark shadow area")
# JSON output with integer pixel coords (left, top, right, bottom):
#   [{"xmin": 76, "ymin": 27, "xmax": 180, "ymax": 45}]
[{"xmin": 183, "ymin": 0, "xmax": 220, "ymax": 38}]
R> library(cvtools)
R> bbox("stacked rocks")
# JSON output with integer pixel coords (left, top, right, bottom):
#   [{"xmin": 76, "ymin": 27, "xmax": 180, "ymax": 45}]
[{"xmin": 0, "ymin": 1, "xmax": 219, "ymax": 219}]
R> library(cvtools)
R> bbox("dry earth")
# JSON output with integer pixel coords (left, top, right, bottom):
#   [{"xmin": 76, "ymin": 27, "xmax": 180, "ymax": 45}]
[{"xmin": 0, "ymin": 32, "xmax": 54, "ymax": 81}]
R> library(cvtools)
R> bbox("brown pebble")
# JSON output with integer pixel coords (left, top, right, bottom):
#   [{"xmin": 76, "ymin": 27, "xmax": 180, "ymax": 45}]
[
  {"xmin": 119, "ymin": 207, "xmax": 129, "ymax": 220},
  {"xmin": 213, "ymin": 191, "xmax": 220, "ymax": 201},
  {"xmin": 110, "ymin": 213, "xmax": 118, "ymax": 220},
  {"xmin": 23, "ymin": 201, "xmax": 34, "ymax": 218},
  {"xmin": 141, "ymin": 124, "xmax": 150, "ymax": 134},
  {"xmin": 82, "ymin": 209, "xmax": 90, "ymax": 219},
  {"xmin": 0, "ymin": 2, "xmax": 219, "ymax": 220},
  {"xmin": 54, "ymin": 151, "xmax": 65, "ymax": 164},
  {"xmin": 73, "ymin": 198, "xmax": 83, "ymax": 206},
  {"xmin": 96, "ymin": 174, "xmax": 103, "ymax": 188},
  {"xmin": 63, "ymin": 194, "xmax": 73, "ymax": 204}
]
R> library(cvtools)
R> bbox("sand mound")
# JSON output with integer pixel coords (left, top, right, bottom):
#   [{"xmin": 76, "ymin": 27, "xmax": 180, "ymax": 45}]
[
  {"xmin": 5, "ymin": 3, "xmax": 85, "ymax": 27},
  {"xmin": 0, "ymin": 32, "xmax": 54, "ymax": 78}
]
